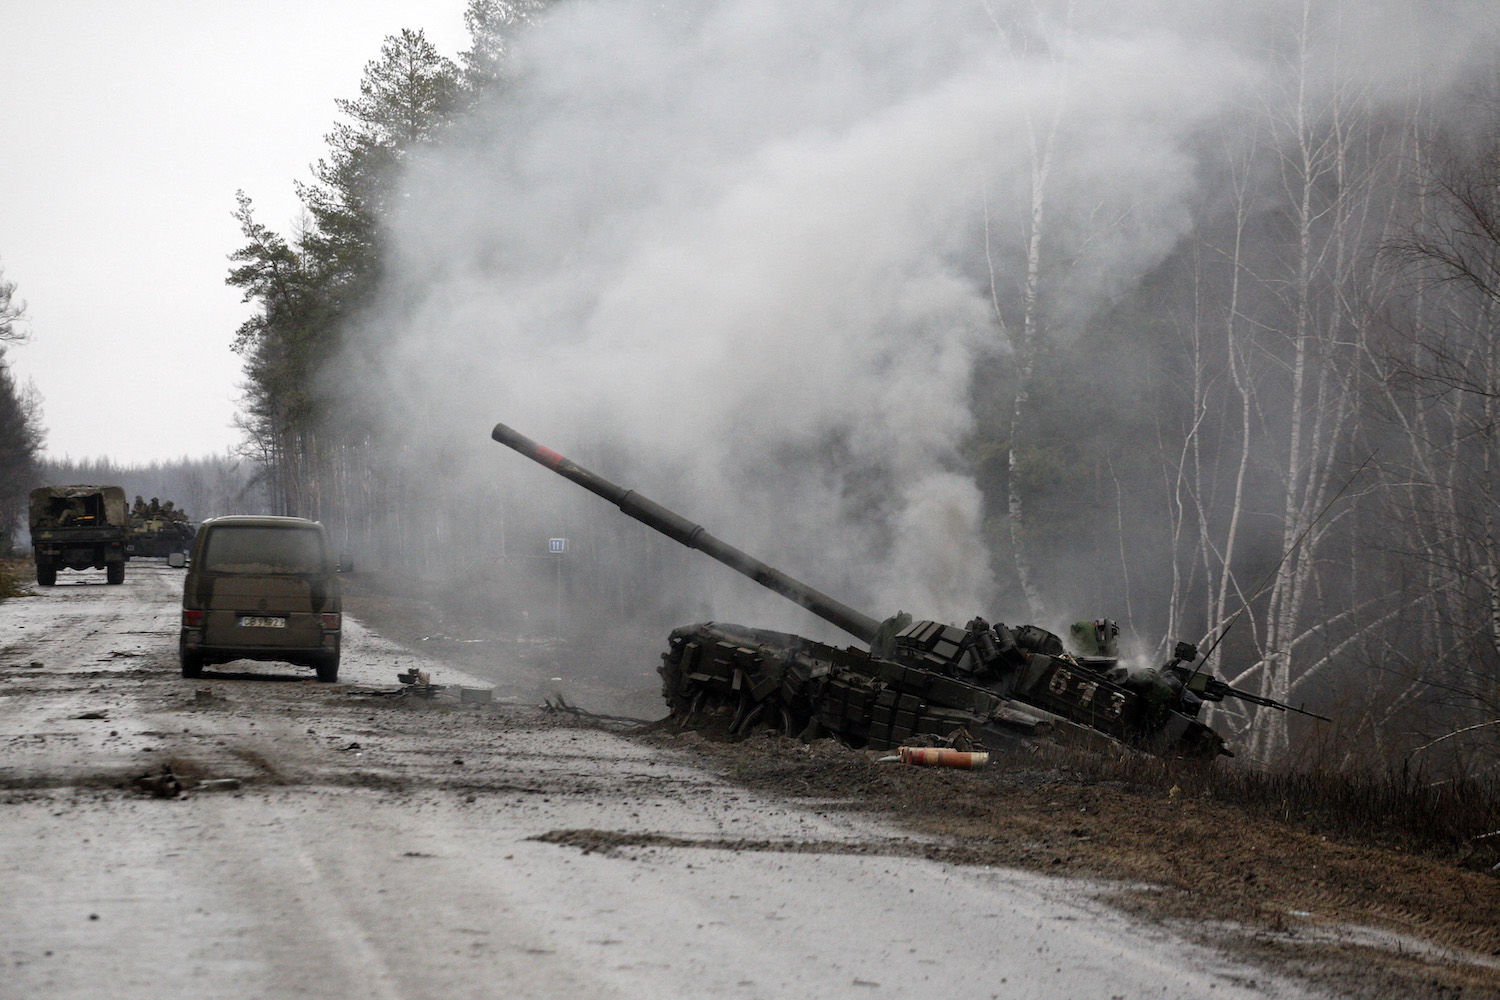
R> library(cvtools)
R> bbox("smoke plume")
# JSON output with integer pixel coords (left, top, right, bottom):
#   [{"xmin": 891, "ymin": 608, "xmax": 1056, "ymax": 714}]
[{"xmin": 348, "ymin": 0, "xmax": 1491, "ymax": 651}]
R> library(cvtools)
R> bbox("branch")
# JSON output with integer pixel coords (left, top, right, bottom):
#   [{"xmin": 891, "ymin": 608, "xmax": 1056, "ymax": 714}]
[{"xmin": 1410, "ymin": 718, "xmax": 1500, "ymax": 754}]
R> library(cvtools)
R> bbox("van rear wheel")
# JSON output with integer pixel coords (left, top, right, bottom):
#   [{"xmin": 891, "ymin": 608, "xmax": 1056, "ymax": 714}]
[
  {"xmin": 181, "ymin": 650, "xmax": 204, "ymax": 678},
  {"xmin": 106, "ymin": 562, "xmax": 125, "ymax": 585},
  {"xmin": 35, "ymin": 561, "xmax": 56, "ymax": 587},
  {"xmin": 315, "ymin": 655, "xmax": 339, "ymax": 683}
]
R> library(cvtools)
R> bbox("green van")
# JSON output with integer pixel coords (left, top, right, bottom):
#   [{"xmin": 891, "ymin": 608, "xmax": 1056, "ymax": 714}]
[{"xmin": 180, "ymin": 515, "xmax": 342, "ymax": 682}]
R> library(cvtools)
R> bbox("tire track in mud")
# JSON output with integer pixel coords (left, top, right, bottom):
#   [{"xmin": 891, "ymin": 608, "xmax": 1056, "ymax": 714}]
[{"xmin": 1, "ymin": 562, "xmax": 1464, "ymax": 1000}]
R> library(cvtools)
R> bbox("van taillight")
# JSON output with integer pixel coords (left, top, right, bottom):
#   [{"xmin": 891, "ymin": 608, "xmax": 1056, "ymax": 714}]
[
  {"xmin": 182, "ymin": 609, "xmax": 204, "ymax": 627},
  {"xmin": 320, "ymin": 613, "xmax": 341, "ymax": 631}
]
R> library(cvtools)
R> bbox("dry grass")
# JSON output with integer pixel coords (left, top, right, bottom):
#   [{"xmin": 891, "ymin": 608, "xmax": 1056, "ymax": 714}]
[
  {"xmin": 1043, "ymin": 744, "xmax": 1500, "ymax": 873},
  {"xmin": 0, "ymin": 556, "xmax": 31, "ymax": 601}
]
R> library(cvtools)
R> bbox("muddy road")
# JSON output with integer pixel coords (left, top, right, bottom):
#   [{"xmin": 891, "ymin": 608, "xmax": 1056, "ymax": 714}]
[{"xmin": 0, "ymin": 562, "xmax": 1454, "ymax": 999}]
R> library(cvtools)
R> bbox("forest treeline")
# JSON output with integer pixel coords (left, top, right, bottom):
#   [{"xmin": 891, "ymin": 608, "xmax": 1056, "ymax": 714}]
[
  {"xmin": 219, "ymin": 1, "xmax": 1499, "ymax": 770},
  {"xmin": 0, "ymin": 262, "xmax": 262, "ymax": 543},
  {"xmin": 0, "ymin": 262, "xmax": 43, "ymax": 539},
  {"xmin": 34, "ymin": 455, "xmax": 262, "ymax": 527}
]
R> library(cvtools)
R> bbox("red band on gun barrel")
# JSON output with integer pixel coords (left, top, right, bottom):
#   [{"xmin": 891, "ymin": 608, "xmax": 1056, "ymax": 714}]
[{"xmin": 534, "ymin": 446, "xmax": 565, "ymax": 469}]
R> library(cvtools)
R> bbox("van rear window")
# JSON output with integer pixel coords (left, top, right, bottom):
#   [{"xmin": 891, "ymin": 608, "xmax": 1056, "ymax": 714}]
[{"xmin": 201, "ymin": 526, "xmax": 326, "ymax": 574}]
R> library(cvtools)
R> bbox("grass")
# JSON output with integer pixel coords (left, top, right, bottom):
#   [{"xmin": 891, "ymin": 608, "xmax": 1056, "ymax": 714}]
[
  {"xmin": 1213, "ymin": 760, "xmax": 1500, "ymax": 870},
  {"xmin": 0, "ymin": 556, "xmax": 31, "ymax": 601},
  {"xmin": 1046, "ymin": 743, "xmax": 1500, "ymax": 873}
]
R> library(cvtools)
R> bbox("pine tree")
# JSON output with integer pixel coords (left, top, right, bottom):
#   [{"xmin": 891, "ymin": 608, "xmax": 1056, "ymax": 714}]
[{"xmin": 0, "ymin": 262, "xmax": 42, "ymax": 548}]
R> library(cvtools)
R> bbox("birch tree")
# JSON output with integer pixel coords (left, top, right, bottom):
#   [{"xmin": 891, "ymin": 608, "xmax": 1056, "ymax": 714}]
[
  {"xmin": 1219, "ymin": 3, "xmax": 1422, "ymax": 761},
  {"xmin": 1158, "ymin": 131, "xmax": 1261, "ymax": 703},
  {"xmin": 1159, "ymin": 3, "xmax": 1409, "ymax": 760},
  {"xmin": 1376, "ymin": 92, "xmax": 1500, "ymax": 764},
  {"xmin": 979, "ymin": 0, "xmax": 1075, "ymax": 624}
]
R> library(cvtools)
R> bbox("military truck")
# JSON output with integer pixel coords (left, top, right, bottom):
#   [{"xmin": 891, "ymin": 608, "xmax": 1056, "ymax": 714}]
[
  {"xmin": 126, "ymin": 495, "xmax": 195, "ymax": 558},
  {"xmin": 29, "ymin": 485, "xmax": 130, "ymax": 586}
]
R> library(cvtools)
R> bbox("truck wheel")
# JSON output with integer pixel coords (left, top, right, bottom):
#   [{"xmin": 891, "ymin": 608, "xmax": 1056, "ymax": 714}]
[
  {"xmin": 106, "ymin": 562, "xmax": 125, "ymax": 585},
  {"xmin": 181, "ymin": 650, "xmax": 204, "ymax": 678},
  {"xmin": 315, "ymin": 655, "xmax": 339, "ymax": 683},
  {"xmin": 35, "ymin": 561, "xmax": 56, "ymax": 587}
]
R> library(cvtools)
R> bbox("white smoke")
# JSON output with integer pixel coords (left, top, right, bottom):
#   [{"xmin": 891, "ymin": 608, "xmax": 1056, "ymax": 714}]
[{"xmin": 348, "ymin": 0, "xmax": 1373, "ymax": 635}]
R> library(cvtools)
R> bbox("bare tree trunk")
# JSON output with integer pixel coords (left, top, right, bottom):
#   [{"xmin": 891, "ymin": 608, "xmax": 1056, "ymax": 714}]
[
  {"xmin": 1004, "ymin": 112, "xmax": 1057, "ymax": 623},
  {"xmin": 1244, "ymin": 2, "xmax": 1371, "ymax": 760}
]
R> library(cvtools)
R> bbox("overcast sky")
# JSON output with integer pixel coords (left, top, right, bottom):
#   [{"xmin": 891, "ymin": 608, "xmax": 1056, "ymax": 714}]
[{"xmin": 0, "ymin": 1, "xmax": 469, "ymax": 465}]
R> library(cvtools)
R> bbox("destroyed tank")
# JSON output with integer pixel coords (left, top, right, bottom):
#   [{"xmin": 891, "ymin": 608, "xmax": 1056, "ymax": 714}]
[{"xmin": 491, "ymin": 423, "xmax": 1326, "ymax": 759}]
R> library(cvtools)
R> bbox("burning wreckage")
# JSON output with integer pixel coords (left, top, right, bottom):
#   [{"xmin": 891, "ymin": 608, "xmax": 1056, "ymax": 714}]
[{"xmin": 491, "ymin": 423, "xmax": 1327, "ymax": 760}]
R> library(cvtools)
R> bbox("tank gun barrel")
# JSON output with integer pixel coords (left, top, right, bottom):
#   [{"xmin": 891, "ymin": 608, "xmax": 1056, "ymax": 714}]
[{"xmin": 491, "ymin": 422, "xmax": 882, "ymax": 644}]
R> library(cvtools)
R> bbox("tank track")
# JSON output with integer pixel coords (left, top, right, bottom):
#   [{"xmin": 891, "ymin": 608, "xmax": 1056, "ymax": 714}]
[{"xmin": 658, "ymin": 622, "xmax": 1020, "ymax": 749}]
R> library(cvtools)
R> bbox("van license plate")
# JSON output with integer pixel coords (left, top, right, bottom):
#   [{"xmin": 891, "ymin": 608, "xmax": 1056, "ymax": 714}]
[{"xmin": 238, "ymin": 616, "xmax": 287, "ymax": 628}]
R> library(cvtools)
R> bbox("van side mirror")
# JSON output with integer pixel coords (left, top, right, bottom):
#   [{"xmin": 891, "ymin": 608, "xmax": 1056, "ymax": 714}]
[{"xmin": 167, "ymin": 551, "xmax": 187, "ymax": 569}]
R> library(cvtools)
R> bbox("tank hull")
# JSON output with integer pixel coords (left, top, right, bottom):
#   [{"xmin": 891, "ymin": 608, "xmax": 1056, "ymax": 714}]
[{"xmin": 659, "ymin": 620, "xmax": 1226, "ymax": 758}]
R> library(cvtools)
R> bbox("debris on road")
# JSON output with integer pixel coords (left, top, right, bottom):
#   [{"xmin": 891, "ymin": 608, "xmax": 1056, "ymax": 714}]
[
  {"xmin": 459, "ymin": 685, "xmax": 493, "ymax": 704},
  {"xmin": 396, "ymin": 669, "xmax": 443, "ymax": 698},
  {"xmin": 542, "ymin": 694, "xmax": 652, "ymax": 729},
  {"xmin": 131, "ymin": 766, "xmax": 182, "ymax": 798},
  {"xmin": 876, "ymin": 746, "xmax": 991, "ymax": 769},
  {"xmin": 5, "ymin": 561, "xmax": 1494, "ymax": 1000}
]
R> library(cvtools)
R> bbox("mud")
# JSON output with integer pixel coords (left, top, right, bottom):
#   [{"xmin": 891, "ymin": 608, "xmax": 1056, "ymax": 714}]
[
  {"xmin": 344, "ymin": 574, "xmax": 1500, "ymax": 1000},
  {"xmin": 0, "ymin": 562, "xmax": 1492, "ymax": 998}
]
